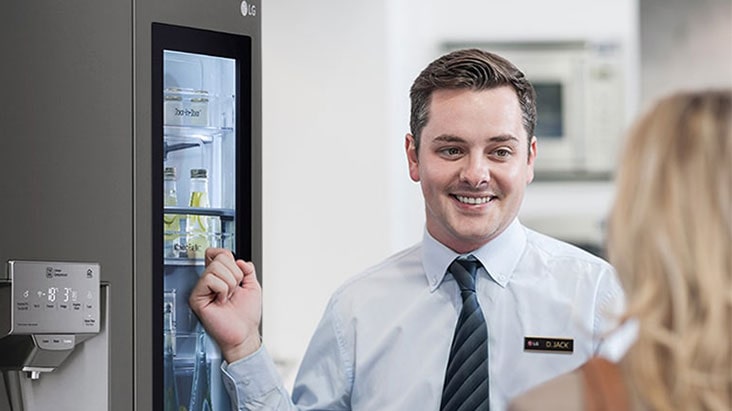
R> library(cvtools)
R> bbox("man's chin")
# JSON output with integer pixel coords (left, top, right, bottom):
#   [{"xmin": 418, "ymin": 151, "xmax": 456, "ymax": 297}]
[{"xmin": 445, "ymin": 229, "xmax": 497, "ymax": 252}]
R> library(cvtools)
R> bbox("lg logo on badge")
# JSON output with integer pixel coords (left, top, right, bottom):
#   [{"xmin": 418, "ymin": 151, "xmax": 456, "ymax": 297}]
[{"xmin": 240, "ymin": 1, "xmax": 257, "ymax": 17}]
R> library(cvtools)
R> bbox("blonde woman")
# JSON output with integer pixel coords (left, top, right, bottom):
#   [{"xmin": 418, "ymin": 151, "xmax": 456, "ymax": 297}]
[{"xmin": 509, "ymin": 89, "xmax": 732, "ymax": 411}]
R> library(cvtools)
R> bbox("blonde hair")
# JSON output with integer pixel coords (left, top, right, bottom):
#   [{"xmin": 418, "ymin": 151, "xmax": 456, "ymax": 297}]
[{"xmin": 608, "ymin": 89, "xmax": 732, "ymax": 410}]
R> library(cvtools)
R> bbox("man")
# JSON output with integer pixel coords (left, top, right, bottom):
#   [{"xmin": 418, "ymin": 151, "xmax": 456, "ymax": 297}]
[{"xmin": 190, "ymin": 48, "xmax": 629, "ymax": 410}]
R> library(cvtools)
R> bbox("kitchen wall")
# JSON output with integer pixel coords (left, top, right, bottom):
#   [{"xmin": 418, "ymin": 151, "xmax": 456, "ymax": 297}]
[
  {"xmin": 260, "ymin": 1, "xmax": 393, "ymax": 379},
  {"xmin": 639, "ymin": 0, "xmax": 732, "ymax": 111},
  {"xmin": 259, "ymin": 0, "xmax": 729, "ymax": 385}
]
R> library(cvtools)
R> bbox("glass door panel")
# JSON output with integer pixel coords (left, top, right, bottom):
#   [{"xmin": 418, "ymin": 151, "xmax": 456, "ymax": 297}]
[{"xmin": 152, "ymin": 23, "xmax": 252, "ymax": 411}]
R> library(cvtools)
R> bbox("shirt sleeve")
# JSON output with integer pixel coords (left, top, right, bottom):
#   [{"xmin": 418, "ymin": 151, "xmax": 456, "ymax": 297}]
[
  {"xmin": 219, "ymin": 295, "xmax": 354, "ymax": 411},
  {"xmin": 220, "ymin": 345, "xmax": 296, "ymax": 411},
  {"xmin": 290, "ymin": 295, "xmax": 353, "ymax": 409},
  {"xmin": 593, "ymin": 266, "xmax": 637, "ymax": 361}
]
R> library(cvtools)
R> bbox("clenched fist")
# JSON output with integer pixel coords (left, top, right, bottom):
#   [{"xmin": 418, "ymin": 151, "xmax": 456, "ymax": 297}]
[{"xmin": 189, "ymin": 248, "xmax": 262, "ymax": 363}]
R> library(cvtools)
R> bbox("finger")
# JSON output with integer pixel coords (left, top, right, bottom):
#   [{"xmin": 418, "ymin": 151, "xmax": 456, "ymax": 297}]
[
  {"xmin": 215, "ymin": 252, "xmax": 243, "ymax": 283},
  {"xmin": 207, "ymin": 274, "xmax": 234, "ymax": 304},
  {"xmin": 206, "ymin": 248, "xmax": 242, "ymax": 285},
  {"xmin": 205, "ymin": 259, "xmax": 241, "ymax": 291},
  {"xmin": 205, "ymin": 248, "xmax": 233, "ymax": 266},
  {"xmin": 236, "ymin": 260, "xmax": 260, "ymax": 289},
  {"xmin": 190, "ymin": 271, "xmax": 231, "ymax": 309}
]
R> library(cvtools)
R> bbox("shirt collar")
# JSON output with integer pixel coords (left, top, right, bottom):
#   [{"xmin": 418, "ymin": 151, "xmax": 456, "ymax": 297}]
[{"xmin": 422, "ymin": 218, "xmax": 527, "ymax": 291}]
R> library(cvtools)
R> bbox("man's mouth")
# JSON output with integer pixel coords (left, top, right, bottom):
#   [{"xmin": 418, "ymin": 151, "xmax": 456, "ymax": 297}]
[{"xmin": 454, "ymin": 195, "xmax": 494, "ymax": 205}]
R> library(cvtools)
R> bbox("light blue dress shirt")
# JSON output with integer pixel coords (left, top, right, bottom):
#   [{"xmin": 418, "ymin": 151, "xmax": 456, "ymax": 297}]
[{"xmin": 220, "ymin": 219, "xmax": 630, "ymax": 410}]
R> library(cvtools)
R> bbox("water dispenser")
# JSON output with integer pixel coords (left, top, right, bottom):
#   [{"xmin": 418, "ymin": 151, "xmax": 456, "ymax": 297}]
[{"xmin": 0, "ymin": 260, "xmax": 107, "ymax": 411}]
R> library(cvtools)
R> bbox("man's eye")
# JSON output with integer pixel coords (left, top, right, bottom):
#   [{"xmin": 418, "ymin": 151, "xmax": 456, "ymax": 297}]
[
  {"xmin": 494, "ymin": 148, "xmax": 511, "ymax": 158},
  {"xmin": 441, "ymin": 147, "xmax": 462, "ymax": 156}
]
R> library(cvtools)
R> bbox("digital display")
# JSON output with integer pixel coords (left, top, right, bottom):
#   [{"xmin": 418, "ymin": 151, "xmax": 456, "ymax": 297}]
[
  {"xmin": 7, "ymin": 261, "xmax": 100, "ymax": 334},
  {"xmin": 42, "ymin": 287, "xmax": 78, "ymax": 302}
]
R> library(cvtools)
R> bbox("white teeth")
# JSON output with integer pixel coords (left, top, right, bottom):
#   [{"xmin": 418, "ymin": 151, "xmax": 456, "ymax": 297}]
[{"xmin": 456, "ymin": 195, "xmax": 491, "ymax": 205}]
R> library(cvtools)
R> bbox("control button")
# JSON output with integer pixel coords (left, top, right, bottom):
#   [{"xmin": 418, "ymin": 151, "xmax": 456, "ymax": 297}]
[{"xmin": 36, "ymin": 335, "xmax": 75, "ymax": 350}]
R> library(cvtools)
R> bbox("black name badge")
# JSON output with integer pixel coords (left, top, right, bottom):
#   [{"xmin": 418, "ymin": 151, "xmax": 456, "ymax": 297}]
[{"xmin": 524, "ymin": 337, "xmax": 574, "ymax": 353}]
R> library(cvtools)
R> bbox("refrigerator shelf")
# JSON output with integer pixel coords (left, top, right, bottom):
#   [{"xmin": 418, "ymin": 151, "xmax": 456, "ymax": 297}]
[
  {"xmin": 163, "ymin": 229, "xmax": 236, "ymax": 264},
  {"xmin": 164, "ymin": 87, "xmax": 234, "ymax": 101},
  {"xmin": 163, "ymin": 229, "xmax": 235, "ymax": 239},
  {"xmin": 164, "ymin": 125, "xmax": 232, "ymax": 141},
  {"xmin": 163, "ymin": 241, "xmax": 234, "ymax": 265},
  {"xmin": 164, "ymin": 206, "xmax": 235, "ymax": 219},
  {"xmin": 163, "ymin": 258, "xmax": 205, "ymax": 267}
]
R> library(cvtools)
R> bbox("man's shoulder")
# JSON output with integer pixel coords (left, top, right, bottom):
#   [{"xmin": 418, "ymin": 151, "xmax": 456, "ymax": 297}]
[
  {"xmin": 322, "ymin": 243, "xmax": 425, "ymax": 318},
  {"xmin": 332, "ymin": 243, "xmax": 424, "ymax": 295},
  {"xmin": 522, "ymin": 226, "xmax": 612, "ymax": 270}
]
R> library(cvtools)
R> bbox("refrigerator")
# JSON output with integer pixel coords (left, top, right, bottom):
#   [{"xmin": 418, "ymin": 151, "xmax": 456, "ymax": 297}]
[{"xmin": 0, "ymin": 1, "xmax": 261, "ymax": 410}]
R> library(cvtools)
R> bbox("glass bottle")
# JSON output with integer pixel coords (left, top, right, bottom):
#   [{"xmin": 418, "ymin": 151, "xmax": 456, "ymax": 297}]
[
  {"xmin": 163, "ymin": 167, "xmax": 181, "ymax": 258},
  {"xmin": 163, "ymin": 302, "xmax": 179, "ymax": 411},
  {"xmin": 186, "ymin": 168, "xmax": 211, "ymax": 259},
  {"xmin": 188, "ymin": 325, "xmax": 212, "ymax": 411}
]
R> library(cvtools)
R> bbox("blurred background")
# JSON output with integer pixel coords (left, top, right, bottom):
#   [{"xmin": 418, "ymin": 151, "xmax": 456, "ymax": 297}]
[{"xmin": 259, "ymin": 0, "xmax": 732, "ymax": 384}]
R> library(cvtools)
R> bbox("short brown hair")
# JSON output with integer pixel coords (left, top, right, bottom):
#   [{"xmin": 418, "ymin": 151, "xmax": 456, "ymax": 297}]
[{"xmin": 409, "ymin": 48, "xmax": 537, "ymax": 152}]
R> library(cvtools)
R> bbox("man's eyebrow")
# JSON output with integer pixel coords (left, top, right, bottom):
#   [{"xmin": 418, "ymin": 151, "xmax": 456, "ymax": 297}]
[
  {"xmin": 432, "ymin": 134, "xmax": 465, "ymax": 144},
  {"xmin": 430, "ymin": 134, "xmax": 520, "ymax": 144},
  {"xmin": 487, "ymin": 134, "xmax": 520, "ymax": 143}
]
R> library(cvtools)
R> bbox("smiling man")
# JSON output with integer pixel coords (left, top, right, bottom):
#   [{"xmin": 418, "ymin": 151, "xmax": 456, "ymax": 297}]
[
  {"xmin": 189, "ymin": 48, "xmax": 632, "ymax": 411},
  {"xmin": 407, "ymin": 85, "xmax": 537, "ymax": 254}
]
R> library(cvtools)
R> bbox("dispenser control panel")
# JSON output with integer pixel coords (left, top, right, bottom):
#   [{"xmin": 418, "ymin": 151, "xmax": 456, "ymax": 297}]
[{"xmin": 5, "ymin": 261, "xmax": 100, "ymax": 334}]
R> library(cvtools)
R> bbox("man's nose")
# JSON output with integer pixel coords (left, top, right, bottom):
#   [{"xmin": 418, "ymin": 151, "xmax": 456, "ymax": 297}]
[{"xmin": 459, "ymin": 154, "xmax": 490, "ymax": 188}]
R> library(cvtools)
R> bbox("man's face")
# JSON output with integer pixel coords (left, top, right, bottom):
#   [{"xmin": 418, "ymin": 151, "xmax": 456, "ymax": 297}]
[{"xmin": 406, "ymin": 86, "xmax": 537, "ymax": 254}]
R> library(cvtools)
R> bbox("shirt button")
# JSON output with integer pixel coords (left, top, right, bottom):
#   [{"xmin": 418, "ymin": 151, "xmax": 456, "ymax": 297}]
[{"xmin": 243, "ymin": 378, "xmax": 251, "ymax": 386}]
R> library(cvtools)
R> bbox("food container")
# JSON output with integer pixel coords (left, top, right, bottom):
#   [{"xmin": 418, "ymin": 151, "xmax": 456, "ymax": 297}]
[{"xmin": 164, "ymin": 89, "xmax": 210, "ymax": 127}]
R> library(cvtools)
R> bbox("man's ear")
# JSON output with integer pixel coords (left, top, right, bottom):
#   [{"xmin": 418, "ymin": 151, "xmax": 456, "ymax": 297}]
[
  {"xmin": 405, "ymin": 134, "xmax": 420, "ymax": 182},
  {"xmin": 526, "ymin": 135, "xmax": 537, "ymax": 184}
]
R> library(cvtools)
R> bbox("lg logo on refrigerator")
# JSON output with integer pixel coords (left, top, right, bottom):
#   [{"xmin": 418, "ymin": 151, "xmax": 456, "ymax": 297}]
[{"xmin": 240, "ymin": 1, "xmax": 257, "ymax": 17}]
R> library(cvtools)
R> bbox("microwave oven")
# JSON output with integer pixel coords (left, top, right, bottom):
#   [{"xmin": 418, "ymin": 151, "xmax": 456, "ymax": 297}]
[{"xmin": 443, "ymin": 41, "xmax": 626, "ymax": 180}]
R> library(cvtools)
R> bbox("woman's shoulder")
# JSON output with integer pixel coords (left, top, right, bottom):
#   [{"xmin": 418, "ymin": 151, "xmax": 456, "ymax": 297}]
[
  {"xmin": 508, "ymin": 357, "xmax": 630, "ymax": 411},
  {"xmin": 507, "ymin": 368, "xmax": 584, "ymax": 411}
]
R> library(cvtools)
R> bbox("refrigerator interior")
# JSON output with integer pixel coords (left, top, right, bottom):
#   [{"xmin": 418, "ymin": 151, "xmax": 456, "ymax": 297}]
[{"xmin": 153, "ymin": 23, "xmax": 252, "ymax": 411}]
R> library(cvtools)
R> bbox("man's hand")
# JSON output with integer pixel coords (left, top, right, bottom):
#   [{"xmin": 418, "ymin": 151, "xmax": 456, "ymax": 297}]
[{"xmin": 189, "ymin": 248, "xmax": 262, "ymax": 363}]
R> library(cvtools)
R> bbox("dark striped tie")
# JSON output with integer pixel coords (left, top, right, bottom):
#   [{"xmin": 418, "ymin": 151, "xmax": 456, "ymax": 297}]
[{"xmin": 440, "ymin": 255, "xmax": 490, "ymax": 411}]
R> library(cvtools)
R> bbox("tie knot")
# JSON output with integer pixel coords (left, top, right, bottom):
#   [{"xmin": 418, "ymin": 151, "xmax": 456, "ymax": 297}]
[{"xmin": 449, "ymin": 255, "xmax": 481, "ymax": 292}]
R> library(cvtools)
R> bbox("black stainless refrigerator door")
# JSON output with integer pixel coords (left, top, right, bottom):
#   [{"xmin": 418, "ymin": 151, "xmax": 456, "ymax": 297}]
[{"xmin": 152, "ymin": 23, "xmax": 254, "ymax": 411}]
